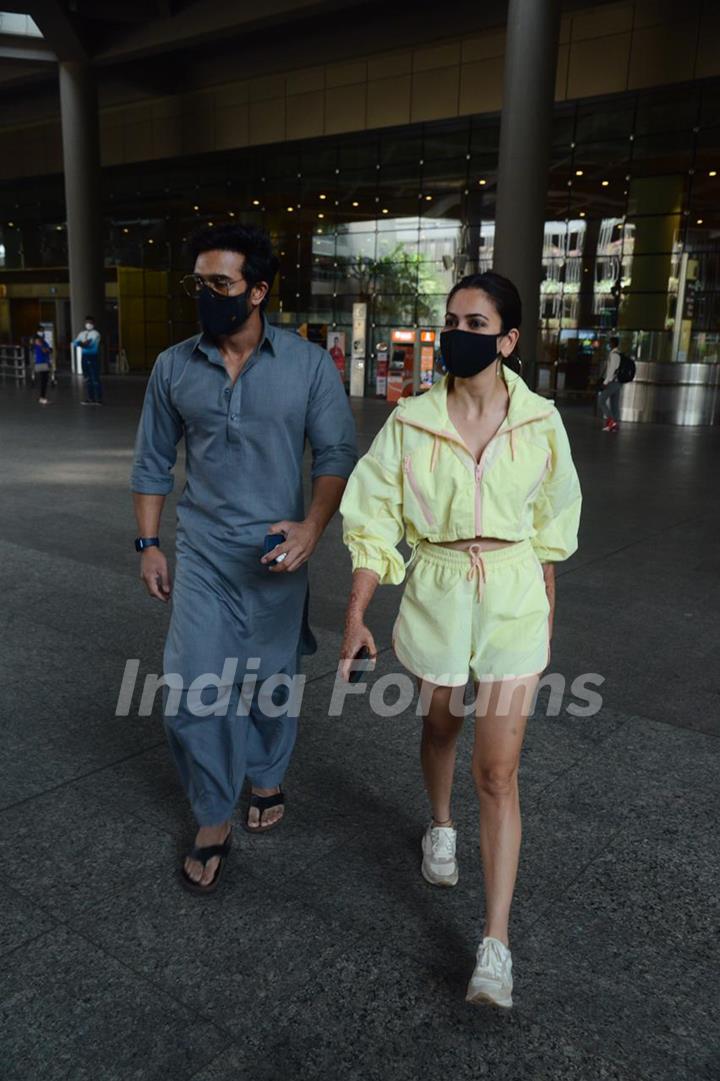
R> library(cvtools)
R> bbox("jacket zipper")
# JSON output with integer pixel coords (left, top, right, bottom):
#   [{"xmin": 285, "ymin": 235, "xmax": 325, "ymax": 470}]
[
  {"xmin": 398, "ymin": 410, "xmax": 554, "ymax": 538},
  {"xmin": 403, "ymin": 455, "xmax": 436, "ymax": 527}
]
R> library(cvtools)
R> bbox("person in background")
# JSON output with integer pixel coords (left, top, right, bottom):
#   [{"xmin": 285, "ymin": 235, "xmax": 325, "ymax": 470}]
[
  {"xmin": 329, "ymin": 334, "xmax": 346, "ymax": 381},
  {"xmin": 73, "ymin": 315, "xmax": 103, "ymax": 405},
  {"xmin": 33, "ymin": 328, "xmax": 53, "ymax": 406},
  {"xmin": 598, "ymin": 335, "xmax": 622, "ymax": 432}
]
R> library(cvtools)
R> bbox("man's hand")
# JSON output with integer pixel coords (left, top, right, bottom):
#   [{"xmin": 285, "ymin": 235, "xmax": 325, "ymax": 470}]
[
  {"xmin": 260, "ymin": 519, "xmax": 322, "ymax": 574},
  {"xmin": 140, "ymin": 548, "xmax": 172, "ymax": 601},
  {"xmin": 339, "ymin": 618, "xmax": 377, "ymax": 683}
]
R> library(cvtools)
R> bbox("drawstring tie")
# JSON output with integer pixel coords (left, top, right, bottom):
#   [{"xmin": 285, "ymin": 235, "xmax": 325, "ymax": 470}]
[
  {"xmin": 430, "ymin": 435, "xmax": 440, "ymax": 473},
  {"xmin": 466, "ymin": 543, "xmax": 487, "ymax": 601}
]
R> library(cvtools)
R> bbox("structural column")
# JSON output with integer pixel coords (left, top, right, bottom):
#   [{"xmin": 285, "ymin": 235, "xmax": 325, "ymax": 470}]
[
  {"xmin": 58, "ymin": 61, "xmax": 105, "ymax": 346},
  {"xmin": 494, "ymin": 0, "xmax": 561, "ymax": 388}
]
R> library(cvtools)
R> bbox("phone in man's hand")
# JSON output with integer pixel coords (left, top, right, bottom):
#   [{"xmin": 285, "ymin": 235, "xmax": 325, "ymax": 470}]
[{"xmin": 263, "ymin": 532, "xmax": 286, "ymax": 567}]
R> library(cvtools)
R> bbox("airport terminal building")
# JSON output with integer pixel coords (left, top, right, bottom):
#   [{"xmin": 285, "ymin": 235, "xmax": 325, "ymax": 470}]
[{"xmin": 0, "ymin": 1, "xmax": 719, "ymax": 420}]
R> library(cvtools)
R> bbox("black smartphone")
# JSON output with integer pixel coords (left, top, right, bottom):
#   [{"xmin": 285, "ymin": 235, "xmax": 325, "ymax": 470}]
[
  {"xmin": 348, "ymin": 645, "xmax": 372, "ymax": 684},
  {"xmin": 263, "ymin": 532, "xmax": 285, "ymax": 567}
]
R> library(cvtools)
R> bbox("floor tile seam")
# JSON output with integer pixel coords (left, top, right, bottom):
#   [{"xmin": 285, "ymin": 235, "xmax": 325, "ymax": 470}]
[
  {"xmin": 516, "ymin": 1014, "xmax": 677, "ymax": 1081},
  {"xmin": 523, "ymin": 817, "xmax": 634, "ymax": 931},
  {"xmin": 607, "ymin": 705, "xmax": 720, "ymax": 743},
  {"xmin": 62, "ymin": 896, "xmax": 369, "ymax": 1047},
  {"xmin": 0, "ymin": 926, "xmax": 64, "ymax": 971},
  {"xmin": 0, "ymin": 740, "xmax": 168, "ymax": 816},
  {"xmin": 0, "ymin": 535, "xmax": 140, "ymax": 584},
  {"xmin": 556, "ymin": 510, "xmax": 713, "ymax": 580},
  {"xmin": 1, "ymin": 918, "xmax": 241, "ymax": 1048}
]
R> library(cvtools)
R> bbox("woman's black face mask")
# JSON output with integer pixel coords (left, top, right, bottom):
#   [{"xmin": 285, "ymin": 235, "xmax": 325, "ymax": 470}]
[
  {"xmin": 197, "ymin": 286, "xmax": 252, "ymax": 338},
  {"xmin": 439, "ymin": 328, "xmax": 504, "ymax": 378}
]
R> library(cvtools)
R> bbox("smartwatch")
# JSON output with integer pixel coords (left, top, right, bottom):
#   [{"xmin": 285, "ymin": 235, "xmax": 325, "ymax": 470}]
[{"xmin": 134, "ymin": 536, "xmax": 160, "ymax": 552}]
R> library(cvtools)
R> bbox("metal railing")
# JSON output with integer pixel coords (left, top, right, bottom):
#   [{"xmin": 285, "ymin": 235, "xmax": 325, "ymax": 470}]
[{"xmin": 0, "ymin": 345, "xmax": 27, "ymax": 381}]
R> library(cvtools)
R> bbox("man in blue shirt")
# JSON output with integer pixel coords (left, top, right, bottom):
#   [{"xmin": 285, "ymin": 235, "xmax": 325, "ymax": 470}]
[
  {"xmin": 72, "ymin": 315, "xmax": 102, "ymax": 405},
  {"xmin": 131, "ymin": 223, "xmax": 357, "ymax": 894}
]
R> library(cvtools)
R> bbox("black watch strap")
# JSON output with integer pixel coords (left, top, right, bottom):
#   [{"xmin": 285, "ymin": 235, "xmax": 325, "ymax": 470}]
[{"xmin": 135, "ymin": 536, "xmax": 160, "ymax": 552}]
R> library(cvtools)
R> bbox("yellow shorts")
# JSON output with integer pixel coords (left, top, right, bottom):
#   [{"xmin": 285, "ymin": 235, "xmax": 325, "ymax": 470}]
[{"xmin": 391, "ymin": 539, "xmax": 551, "ymax": 687}]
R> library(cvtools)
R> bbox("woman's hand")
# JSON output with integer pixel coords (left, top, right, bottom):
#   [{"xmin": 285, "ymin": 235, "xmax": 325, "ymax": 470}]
[{"xmin": 339, "ymin": 618, "xmax": 377, "ymax": 682}]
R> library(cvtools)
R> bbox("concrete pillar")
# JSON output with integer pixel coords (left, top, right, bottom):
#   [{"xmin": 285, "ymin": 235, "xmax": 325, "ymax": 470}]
[
  {"xmin": 58, "ymin": 62, "xmax": 105, "ymax": 345},
  {"xmin": 494, "ymin": 0, "xmax": 562, "ymax": 388}
]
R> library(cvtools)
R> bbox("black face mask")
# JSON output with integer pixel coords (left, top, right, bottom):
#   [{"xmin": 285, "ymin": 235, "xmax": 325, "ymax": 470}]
[
  {"xmin": 440, "ymin": 329, "xmax": 502, "ymax": 378},
  {"xmin": 197, "ymin": 286, "xmax": 252, "ymax": 338}
]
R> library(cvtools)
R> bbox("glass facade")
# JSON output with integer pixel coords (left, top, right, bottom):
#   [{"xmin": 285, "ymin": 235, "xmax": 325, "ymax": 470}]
[{"xmin": 0, "ymin": 79, "xmax": 718, "ymax": 387}]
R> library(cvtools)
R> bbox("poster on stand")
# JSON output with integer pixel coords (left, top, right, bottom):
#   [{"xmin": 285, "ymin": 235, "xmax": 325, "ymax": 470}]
[
  {"xmin": 350, "ymin": 302, "xmax": 367, "ymax": 397},
  {"xmin": 375, "ymin": 342, "xmax": 389, "ymax": 397}
]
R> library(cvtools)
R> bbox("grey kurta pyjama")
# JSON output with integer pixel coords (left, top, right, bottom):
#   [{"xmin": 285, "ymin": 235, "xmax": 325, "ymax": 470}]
[{"xmin": 131, "ymin": 317, "xmax": 357, "ymax": 824}]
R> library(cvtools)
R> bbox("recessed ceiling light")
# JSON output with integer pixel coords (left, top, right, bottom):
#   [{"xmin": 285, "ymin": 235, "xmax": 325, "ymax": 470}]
[
  {"xmin": 252, "ymin": 199, "xmax": 260, "ymax": 206},
  {"xmin": 319, "ymin": 194, "xmax": 327, "ymax": 200},
  {"xmin": 7, "ymin": 220, "xmax": 14, "ymax": 226},
  {"xmin": 601, "ymin": 180, "xmax": 609, "ymax": 187},
  {"xmin": 697, "ymin": 218, "xmax": 704, "ymax": 224},
  {"xmin": 579, "ymin": 211, "xmax": 586, "ymax": 217},
  {"xmin": 425, "ymin": 195, "xmax": 432, "ymax": 201},
  {"xmin": 352, "ymin": 201, "xmax": 359, "ymax": 207},
  {"xmin": 575, "ymin": 169, "xmax": 584, "ymax": 176},
  {"xmin": 287, "ymin": 206, "xmax": 294, "ymax": 212},
  {"xmin": 193, "ymin": 204, "xmax": 199, "ymax": 210},
  {"xmin": 148, "ymin": 238, "xmax": 154, "ymax": 244},
  {"xmin": 382, "ymin": 208, "xmax": 389, "ymax": 214},
  {"xmin": 479, "ymin": 179, "xmax": 486, "ymax": 186},
  {"xmin": 318, "ymin": 213, "xmax": 324, "ymax": 219},
  {"xmin": 709, "ymin": 170, "xmax": 717, "ymax": 177},
  {"xmin": 228, "ymin": 211, "xmax": 235, "ymax": 217}
]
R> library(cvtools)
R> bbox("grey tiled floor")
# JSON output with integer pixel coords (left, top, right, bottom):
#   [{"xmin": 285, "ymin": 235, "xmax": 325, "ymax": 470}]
[{"xmin": 1, "ymin": 373, "xmax": 719, "ymax": 1080}]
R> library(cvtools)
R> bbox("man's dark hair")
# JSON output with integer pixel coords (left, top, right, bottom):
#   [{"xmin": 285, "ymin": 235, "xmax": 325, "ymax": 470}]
[
  {"xmin": 189, "ymin": 223, "xmax": 279, "ymax": 298},
  {"xmin": 610, "ymin": 335, "xmax": 620, "ymax": 348},
  {"xmin": 85, "ymin": 315, "xmax": 94, "ymax": 322}
]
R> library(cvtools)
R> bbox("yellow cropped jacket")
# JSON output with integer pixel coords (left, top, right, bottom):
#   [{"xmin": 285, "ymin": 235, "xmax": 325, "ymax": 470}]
[{"xmin": 340, "ymin": 368, "xmax": 582, "ymax": 585}]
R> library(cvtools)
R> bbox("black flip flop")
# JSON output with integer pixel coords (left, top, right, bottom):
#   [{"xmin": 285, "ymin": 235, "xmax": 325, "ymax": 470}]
[
  {"xmin": 180, "ymin": 827, "xmax": 233, "ymax": 896},
  {"xmin": 243, "ymin": 788, "xmax": 285, "ymax": 834}
]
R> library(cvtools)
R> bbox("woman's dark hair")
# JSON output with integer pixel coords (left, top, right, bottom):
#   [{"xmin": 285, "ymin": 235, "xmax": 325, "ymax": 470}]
[
  {"xmin": 189, "ymin": 223, "xmax": 279, "ymax": 301},
  {"xmin": 446, "ymin": 270, "xmax": 523, "ymax": 373},
  {"xmin": 447, "ymin": 270, "xmax": 522, "ymax": 332}
]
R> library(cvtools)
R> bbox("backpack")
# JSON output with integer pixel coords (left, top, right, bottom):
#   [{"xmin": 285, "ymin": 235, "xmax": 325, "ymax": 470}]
[{"xmin": 616, "ymin": 353, "xmax": 636, "ymax": 383}]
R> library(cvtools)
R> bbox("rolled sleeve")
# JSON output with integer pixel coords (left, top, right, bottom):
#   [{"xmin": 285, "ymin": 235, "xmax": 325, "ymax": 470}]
[
  {"xmin": 306, "ymin": 350, "xmax": 358, "ymax": 480},
  {"xmin": 130, "ymin": 353, "xmax": 183, "ymax": 495}
]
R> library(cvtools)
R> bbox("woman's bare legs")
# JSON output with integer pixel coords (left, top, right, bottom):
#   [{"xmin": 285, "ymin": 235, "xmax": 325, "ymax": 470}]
[
  {"xmin": 472, "ymin": 675, "xmax": 539, "ymax": 947},
  {"xmin": 419, "ymin": 680, "xmax": 467, "ymax": 824}
]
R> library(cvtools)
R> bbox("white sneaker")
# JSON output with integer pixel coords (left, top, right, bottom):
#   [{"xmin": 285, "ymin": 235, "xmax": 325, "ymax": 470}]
[
  {"xmin": 421, "ymin": 821, "xmax": 458, "ymax": 887},
  {"xmin": 465, "ymin": 936, "xmax": 513, "ymax": 1008}
]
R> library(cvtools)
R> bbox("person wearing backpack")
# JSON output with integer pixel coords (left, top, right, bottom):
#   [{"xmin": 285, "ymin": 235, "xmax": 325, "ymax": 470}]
[{"xmin": 598, "ymin": 336, "xmax": 623, "ymax": 432}]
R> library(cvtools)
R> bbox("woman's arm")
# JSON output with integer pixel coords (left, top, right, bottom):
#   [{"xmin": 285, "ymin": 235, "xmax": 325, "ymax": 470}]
[{"xmin": 339, "ymin": 569, "xmax": 380, "ymax": 682}]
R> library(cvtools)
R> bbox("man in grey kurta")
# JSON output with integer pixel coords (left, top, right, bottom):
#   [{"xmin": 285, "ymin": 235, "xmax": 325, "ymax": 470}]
[{"xmin": 131, "ymin": 222, "xmax": 357, "ymax": 892}]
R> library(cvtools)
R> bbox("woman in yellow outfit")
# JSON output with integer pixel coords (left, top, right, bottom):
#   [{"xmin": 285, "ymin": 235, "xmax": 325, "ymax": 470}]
[{"xmin": 339, "ymin": 271, "xmax": 581, "ymax": 1009}]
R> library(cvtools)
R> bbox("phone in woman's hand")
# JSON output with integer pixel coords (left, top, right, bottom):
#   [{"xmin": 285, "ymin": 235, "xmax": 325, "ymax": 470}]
[{"xmin": 348, "ymin": 645, "xmax": 372, "ymax": 684}]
